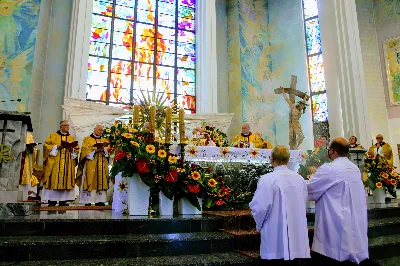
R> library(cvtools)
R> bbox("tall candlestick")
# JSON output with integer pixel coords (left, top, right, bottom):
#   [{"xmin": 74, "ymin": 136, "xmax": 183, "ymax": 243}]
[
  {"xmin": 150, "ymin": 105, "xmax": 156, "ymax": 133},
  {"xmin": 179, "ymin": 109, "xmax": 185, "ymax": 143},
  {"xmin": 165, "ymin": 107, "xmax": 172, "ymax": 144},
  {"xmin": 133, "ymin": 105, "xmax": 140, "ymax": 126}
]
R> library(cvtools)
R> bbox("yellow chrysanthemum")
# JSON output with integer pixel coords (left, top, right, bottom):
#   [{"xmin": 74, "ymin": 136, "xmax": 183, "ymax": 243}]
[
  {"xmin": 192, "ymin": 171, "xmax": 201, "ymax": 180},
  {"xmin": 376, "ymin": 182, "xmax": 383, "ymax": 188},
  {"xmin": 123, "ymin": 133, "xmax": 133, "ymax": 139},
  {"xmin": 113, "ymin": 123, "xmax": 118, "ymax": 127},
  {"xmin": 168, "ymin": 156, "xmax": 178, "ymax": 163},
  {"xmin": 130, "ymin": 141, "xmax": 139, "ymax": 147},
  {"xmin": 158, "ymin": 149, "xmax": 167, "ymax": 158},
  {"xmin": 106, "ymin": 128, "xmax": 111, "ymax": 133},
  {"xmin": 129, "ymin": 128, "xmax": 138, "ymax": 133},
  {"xmin": 146, "ymin": 145, "xmax": 155, "ymax": 153},
  {"xmin": 208, "ymin": 178, "xmax": 217, "ymax": 188}
]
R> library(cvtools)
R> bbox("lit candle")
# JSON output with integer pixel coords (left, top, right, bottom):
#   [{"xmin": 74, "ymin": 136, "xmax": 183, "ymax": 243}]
[
  {"xmin": 179, "ymin": 109, "xmax": 185, "ymax": 143},
  {"xmin": 165, "ymin": 107, "xmax": 172, "ymax": 144},
  {"xmin": 150, "ymin": 105, "xmax": 156, "ymax": 133},
  {"xmin": 133, "ymin": 105, "xmax": 140, "ymax": 126}
]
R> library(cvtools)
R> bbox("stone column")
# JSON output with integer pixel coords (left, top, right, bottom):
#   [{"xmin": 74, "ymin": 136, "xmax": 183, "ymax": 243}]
[
  {"xmin": 196, "ymin": 0, "xmax": 218, "ymax": 113},
  {"xmin": 318, "ymin": 0, "xmax": 372, "ymax": 147}
]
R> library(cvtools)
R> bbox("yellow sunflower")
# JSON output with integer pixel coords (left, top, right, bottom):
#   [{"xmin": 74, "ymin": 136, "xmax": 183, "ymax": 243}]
[
  {"xmin": 192, "ymin": 171, "xmax": 201, "ymax": 180},
  {"xmin": 123, "ymin": 133, "xmax": 134, "ymax": 139},
  {"xmin": 130, "ymin": 141, "xmax": 139, "ymax": 147},
  {"xmin": 380, "ymin": 172, "xmax": 389, "ymax": 179},
  {"xmin": 158, "ymin": 149, "xmax": 167, "ymax": 158},
  {"xmin": 208, "ymin": 178, "xmax": 217, "ymax": 188},
  {"xmin": 146, "ymin": 145, "xmax": 155, "ymax": 154},
  {"xmin": 376, "ymin": 182, "xmax": 382, "ymax": 188},
  {"xmin": 129, "ymin": 128, "xmax": 138, "ymax": 133},
  {"xmin": 106, "ymin": 128, "xmax": 111, "ymax": 133},
  {"xmin": 168, "ymin": 156, "xmax": 178, "ymax": 163}
]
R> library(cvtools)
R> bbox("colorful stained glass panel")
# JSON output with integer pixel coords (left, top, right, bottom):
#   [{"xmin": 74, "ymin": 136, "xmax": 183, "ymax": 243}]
[
  {"xmin": 177, "ymin": 94, "xmax": 195, "ymax": 111},
  {"xmin": 179, "ymin": 0, "xmax": 195, "ymax": 9},
  {"xmin": 88, "ymin": 56, "xmax": 109, "ymax": 72},
  {"xmin": 86, "ymin": 84, "xmax": 107, "ymax": 101},
  {"xmin": 135, "ymin": 48, "xmax": 154, "ymax": 63},
  {"xmin": 177, "ymin": 42, "xmax": 195, "ymax": 56},
  {"xmin": 134, "ymin": 63, "xmax": 154, "ymax": 77},
  {"xmin": 93, "ymin": 0, "xmax": 113, "ymax": 16},
  {"xmin": 91, "ymin": 28, "xmax": 110, "ymax": 43},
  {"xmin": 87, "ymin": 70, "xmax": 108, "ymax": 86},
  {"xmin": 305, "ymin": 18, "xmax": 321, "ymax": 55},
  {"xmin": 137, "ymin": 0, "xmax": 156, "ymax": 10},
  {"xmin": 115, "ymin": 5, "xmax": 135, "ymax": 20},
  {"xmin": 178, "ymin": 30, "xmax": 195, "ymax": 43},
  {"xmin": 312, "ymin": 93, "xmax": 328, "ymax": 123},
  {"xmin": 177, "ymin": 68, "xmax": 195, "ymax": 83},
  {"xmin": 158, "ymin": 26, "xmax": 176, "ymax": 40},
  {"xmin": 113, "ymin": 19, "xmax": 133, "ymax": 33},
  {"xmin": 177, "ymin": 80, "xmax": 195, "ymax": 95},
  {"xmin": 177, "ymin": 54, "xmax": 195, "ymax": 69},
  {"xmin": 156, "ymin": 78, "xmax": 173, "ymax": 93},
  {"xmin": 116, "ymin": 0, "xmax": 135, "ymax": 8},
  {"xmin": 178, "ymin": 17, "xmax": 194, "ymax": 31},
  {"xmin": 158, "ymin": 13, "xmax": 176, "ymax": 28},
  {"xmin": 159, "ymin": 0, "xmax": 176, "ymax": 15},
  {"xmin": 137, "ymin": 10, "xmax": 155, "ymax": 24},
  {"xmin": 133, "ymin": 77, "xmax": 154, "ymax": 91},
  {"xmin": 158, "ymin": 39, "xmax": 175, "ymax": 53},
  {"xmin": 92, "ymin": 15, "xmax": 111, "ymax": 30},
  {"xmin": 113, "ymin": 31, "xmax": 133, "ymax": 47},
  {"xmin": 110, "ymin": 60, "xmax": 132, "ymax": 75},
  {"xmin": 89, "ymin": 42, "xmax": 109, "ymax": 57},
  {"xmin": 157, "ymin": 52, "xmax": 175, "ymax": 66},
  {"xmin": 136, "ymin": 23, "xmax": 156, "ymax": 37},
  {"xmin": 112, "ymin": 45, "xmax": 132, "ymax": 60},
  {"xmin": 308, "ymin": 54, "xmax": 326, "ymax": 93},
  {"xmin": 303, "ymin": 0, "xmax": 318, "ymax": 19}
]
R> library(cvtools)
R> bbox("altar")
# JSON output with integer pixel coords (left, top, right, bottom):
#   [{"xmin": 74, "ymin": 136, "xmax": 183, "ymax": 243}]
[{"xmin": 112, "ymin": 146, "xmax": 303, "ymax": 214}]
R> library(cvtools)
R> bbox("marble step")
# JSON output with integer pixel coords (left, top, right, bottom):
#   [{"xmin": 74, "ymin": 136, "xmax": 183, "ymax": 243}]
[
  {"xmin": 376, "ymin": 256, "xmax": 400, "ymax": 266},
  {"xmin": 368, "ymin": 217, "xmax": 400, "ymax": 237},
  {"xmin": 0, "ymin": 232, "xmax": 234, "ymax": 261},
  {"xmin": 369, "ymin": 234, "xmax": 400, "ymax": 261},
  {"xmin": 0, "ymin": 252, "xmax": 255, "ymax": 266},
  {"xmin": 0, "ymin": 215, "xmax": 223, "ymax": 236}
]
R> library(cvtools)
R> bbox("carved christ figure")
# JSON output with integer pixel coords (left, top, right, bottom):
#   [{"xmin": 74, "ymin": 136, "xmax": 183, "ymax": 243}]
[{"xmin": 280, "ymin": 87, "xmax": 307, "ymax": 150}]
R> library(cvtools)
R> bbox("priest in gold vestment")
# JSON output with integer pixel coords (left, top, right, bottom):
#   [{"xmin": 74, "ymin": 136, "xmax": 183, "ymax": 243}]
[
  {"xmin": 76, "ymin": 125, "xmax": 109, "ymax": 206},
  {"xmin": 19, "ymin": 132, "xmax": 37, "ymax": 200},
  {"xmin": 368, "ymin": 134, "xmax": 393, "ymax": 166},
  {"xmin": 232, "ymin": 123, "xmax": 263, "ymax": 148},
  {"xmin": 42, "ymin": 121, "xmax": 79, "ymax": 206}
]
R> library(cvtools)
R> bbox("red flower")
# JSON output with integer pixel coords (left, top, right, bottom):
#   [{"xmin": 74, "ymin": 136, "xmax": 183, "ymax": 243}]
[
  {"xmin": 187, "ymin": 184, "xmax": 200, "ymax": 193},
  {"xmin": 191, "ymin": 163, "xmax": 197, "ymax": 168},
  {"xmin": 115, "ymin": 151, "xmax": 129, "ymax": 161},
  {"xmin": 145, "ymin": 138, "xmax": 151, "ymax": 143},
  {"xmin": 136, "ymin": 157, "xmax": 150, "ymax": 175},
  {"xmin": 216, "ymin": 199, "xmax": 225, "ymax": 206},
  {"xmin": 206, "ymin": 168, "xmax": 212, "ymax": 173},
  {"xmin": 165, "ymin": 169, "xmax": 178, "ymax": 182}
]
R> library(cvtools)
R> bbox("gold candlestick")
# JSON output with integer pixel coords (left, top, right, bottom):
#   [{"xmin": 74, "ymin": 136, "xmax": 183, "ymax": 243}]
[
  {"xmin": 150, "ymin": 105, "xmax": 156, "ymax": 133},
  {"xmin": 179, "ymin": 108, "xmax": 185, "ymax": 143},
  {"xmin": 165, "ymin": 107, "xmax": 172, "ymax": 144},
  {"xmin": 133, "ymin": 105, "xmax": 140, "ymax": 126}
]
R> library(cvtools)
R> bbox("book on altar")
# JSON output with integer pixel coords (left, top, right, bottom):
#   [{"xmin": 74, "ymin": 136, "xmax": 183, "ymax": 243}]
[
  {"xmin": 61, "ymin": 140, "xmax": 78, "ymax": 149},
  {"xmin": 92, "ymin": 142, "xmax": 108, "ymax": 148},
  {"xmin": 26, "ymin": 142, "xmax": 42, "ymax": 148}
]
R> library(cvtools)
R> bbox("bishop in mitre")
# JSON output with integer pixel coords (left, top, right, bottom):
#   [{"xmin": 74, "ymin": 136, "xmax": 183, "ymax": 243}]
[
  {"xmin": 232, "ymin": 123, "xmax": 263, "ymax": 148},
  {"xmin": 76, "ymin": 125, "xmax": 109, "ymax": 206},
  {"xmin": 368, "ymin": 134, "xmax": 393, "ymax": 166},
  {"xmin": 19, "ymin": 132, "xmax": 38, "ymax": 200},
  {"xmin": 42, "ymin": 121, "xmax": 79, "ymax": 206}
]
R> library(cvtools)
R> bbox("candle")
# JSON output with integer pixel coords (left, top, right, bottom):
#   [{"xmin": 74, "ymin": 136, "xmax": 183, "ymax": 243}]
[
  {"xmin": 133, "ymin": 105, "xmax": 140, "ymax": 126},
  {"xmin": 150, "ymin": 105, "xmax": 156, "ymax": 133},
  {"xmin": 165, "ymin": 107, "xmax": 172, "ymax": 144},
  {"xmin": 179, "ymin": 109, "xmax": 185, "ymax": 143}
]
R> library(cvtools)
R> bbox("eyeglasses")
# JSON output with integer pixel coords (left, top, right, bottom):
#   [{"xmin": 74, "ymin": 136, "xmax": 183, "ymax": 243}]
[{"xmin": 376, "ymin": 137, "xmax": 383, "ymax": 140}]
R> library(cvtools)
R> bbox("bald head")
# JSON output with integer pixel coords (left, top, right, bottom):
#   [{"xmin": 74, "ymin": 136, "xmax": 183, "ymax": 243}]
[
  {"xmin": 330, "ymin": 137, "xmax": 349, "ymax": 157},
  {"xmin": 94, "ymin": 124, "xmax": 104, "ymax": 136},
  {"xmin": 241, "ymin": 123, "xmax": 250, "ymax": 135}
]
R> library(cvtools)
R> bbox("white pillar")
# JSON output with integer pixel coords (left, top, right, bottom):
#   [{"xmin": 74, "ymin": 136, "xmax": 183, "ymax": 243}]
[
  {"xmin": 318, "ymin": 0, "xmax": 372, "ymax": 147},
  {"xmin": 196, "ymin": 0, "xmax": 218, "ymax": 113}
]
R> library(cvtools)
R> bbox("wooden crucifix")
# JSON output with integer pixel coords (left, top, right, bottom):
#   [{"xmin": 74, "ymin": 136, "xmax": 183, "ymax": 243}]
[{"xmin": 274, "ymin": 75, "xmax": 310, "ymax": 150}]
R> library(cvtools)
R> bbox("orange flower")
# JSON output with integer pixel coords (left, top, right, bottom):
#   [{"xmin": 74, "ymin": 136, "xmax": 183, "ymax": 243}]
[
  {"xmin": 208, "ymin": 178, "xmax": 217, "ymax": 188},
  {"xmin": 216, "ymin": 199, "xmax": 225, "ymax": 206},
  {"xmin": 380, "ymin": 172, "xmax": 389, "ymax": 179},
  {"xmin": 191, "ymin": 171, "xmax": 201, "ymax": 180},
  {"xmin": 391, "ymin": 179, "xmax": 397, "ymax": 185},
  {"xmin": 218, "ymin": 190, "xmax": 226, "ymax": 197},
  {"xmin": 376, "ymin": 182, "xmax": 382, "ymax": 188}
]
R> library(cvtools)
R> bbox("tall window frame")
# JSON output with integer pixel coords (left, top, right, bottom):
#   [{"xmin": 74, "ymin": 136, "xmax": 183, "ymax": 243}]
[
  {"xmin": 86, "ymin": 0, "xmax": 196, "ymax": 113},
  {"xmin": 301, "ymin": 0, "xmax": 329, "ymax": 140}
]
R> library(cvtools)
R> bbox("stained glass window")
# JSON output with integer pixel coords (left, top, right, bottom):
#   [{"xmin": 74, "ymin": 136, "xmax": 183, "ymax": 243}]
[
  {"xmin": 87, "ymin": 0, "xmax": 196, "ymax": 113},
  {"xmin": 302, "ymin": 0, "xmax": 329, "ymax": 138}
]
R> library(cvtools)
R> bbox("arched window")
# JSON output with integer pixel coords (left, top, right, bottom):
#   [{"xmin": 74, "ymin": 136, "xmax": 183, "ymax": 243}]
[
  {"xmin": 302, "ymin": 0, "xmax": 329, "ymax": 139},
  {"xmin": 86, "ymin": 0, "xmax": 196, "ymax": 113}
]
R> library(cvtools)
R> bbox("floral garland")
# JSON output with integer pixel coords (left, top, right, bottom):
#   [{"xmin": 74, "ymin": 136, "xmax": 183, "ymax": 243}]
[
  {"xmin": 364, "ymin": 154, "xmax": 399, "ymax": 197},
  {"xmin": 104, "ymin": 122, "xmax": 232, "ymax": 210},
  {"xmin": 298, "ymin": 139, "xmax": 331, "ymax": 180}
]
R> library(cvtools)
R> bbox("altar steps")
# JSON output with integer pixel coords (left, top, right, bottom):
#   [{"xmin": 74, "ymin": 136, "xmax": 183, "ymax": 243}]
[
  {"xmin": 0, "ymin": 213, "xmax": 254, "ymax": 265},
  {"xmin": 0, "ymin": 252, "xmax": 254, "ymax": 266}
]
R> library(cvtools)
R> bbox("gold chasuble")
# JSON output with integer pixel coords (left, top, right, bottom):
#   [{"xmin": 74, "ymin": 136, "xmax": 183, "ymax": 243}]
[
  {"xmin": 43, "ymin": 131, "xmax": 79, "ymax": 190},
  {"xmin": 368, "ymin": 143, "xmax": 393, "ymax": 166},
  {"xmin": 76, "ymin": 134, "xmax": 109, "ymax": 192},
  {"xmin": 20, "ymin": 132, "xmax": 35, "ymax": 185},
  {"xmin": 232, "ymin": 133, "xmax": 263, "ymax": 148}
]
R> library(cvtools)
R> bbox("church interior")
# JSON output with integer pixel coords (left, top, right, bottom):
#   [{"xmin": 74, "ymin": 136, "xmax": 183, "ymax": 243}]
[{"xmin": 0, "ymin": 0, "xmax": 400, "ymax": 265}]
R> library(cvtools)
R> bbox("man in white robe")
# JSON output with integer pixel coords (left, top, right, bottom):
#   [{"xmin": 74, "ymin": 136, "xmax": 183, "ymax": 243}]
[
  {"xmin": 250, "ymin": 145, "xmax": 310, "ymax": 265},
  {"xmin": 307, "ymin": 137, "xmax": 369, "ymax": 264}
]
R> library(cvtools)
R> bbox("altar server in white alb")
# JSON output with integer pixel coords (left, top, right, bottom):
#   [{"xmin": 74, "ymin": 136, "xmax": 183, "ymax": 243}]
[
  {"xmin": 307, "ymin": 137, "xmax": 369, "ymax": 264},
  {"xmin": 250, "ymin": 145, "xmax": 310, "ymax": 265}
]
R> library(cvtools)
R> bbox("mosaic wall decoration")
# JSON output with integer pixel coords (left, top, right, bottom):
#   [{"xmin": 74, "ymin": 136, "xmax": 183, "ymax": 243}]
[
  {"xmin": 0, "ymin": 0, "xmax": 42, "ymax": 111},
  {"xmin": 87, "ymin": 0, "xmax": 196, "ymax": 113}
]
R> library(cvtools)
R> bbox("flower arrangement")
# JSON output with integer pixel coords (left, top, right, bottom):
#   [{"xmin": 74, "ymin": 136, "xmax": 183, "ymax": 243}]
[
  {"xmin": 203, "ymin": 124, "xmax": 229, "ymax": 147},
  {"xmin": 104, "ymin": 121, "xmax": 232, "ymax": 210},
  {"xmin": 298, "ymin": 139, "xmax": 331, "ymax": 180},
  {"xmin": 364, "ymin": 155, "xmax": 399, "ymax": 197}
]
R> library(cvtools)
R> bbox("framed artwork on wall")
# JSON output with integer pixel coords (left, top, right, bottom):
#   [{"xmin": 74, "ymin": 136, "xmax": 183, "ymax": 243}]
[{"xmin": 383, "ymin": 36, "xmax": 400, "ymax": 106}]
